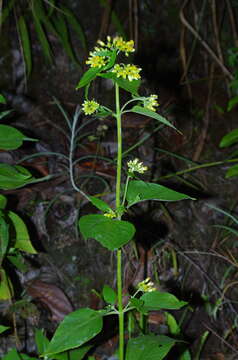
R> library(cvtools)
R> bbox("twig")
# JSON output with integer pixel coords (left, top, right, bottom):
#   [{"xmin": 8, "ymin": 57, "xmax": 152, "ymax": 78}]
[
  {"xmin": 180, "ymin": 0, "xmax": 233, "ymax": 80},
  {"xmin": 203, "ymin": 322, "xmax": 238, "ymax": 355}
]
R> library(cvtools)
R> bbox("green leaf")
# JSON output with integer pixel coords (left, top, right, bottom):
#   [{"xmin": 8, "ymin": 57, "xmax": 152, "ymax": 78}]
[
  {"xmin": 165, "ymin": 312, "xmax": 181, "ymax": 336},
  {"xmin": 53, "ymin": 345, "xmax": 92, "ymax": 360},
  {"xmin": 7, "ymin": 253, "xmax": 28, "ymax": 272},
  {"xmin": 179, "ymin": 349, "xmax": 192, "ymax": 360},
  {"xmin": 125, "ymin": 334, "xmax": 176, "ymax": 360},
  {"xmin": 227, "ymin": 95, "xmax": 238, "ymax": 111},
  {"xmin": 212, "ymin": 224, "xmax": 238, "ymax": 237},
  {"xmin": 61, "ymin": 6, "xmax": 87, "ymax": 50},
  {"xmin": 0, "ymin": 95, "xmax": 6, "ymax": 104},
  {"xmin": 102, "ymin": 285, "xmax": 117, "ymax": 304},
  {"xmin": 129, "ymin": 298, "xmax": 147, "ymax": 314},
  {"xmin": 33, "ymin": 15, "xmax": 53, "ymax": 63},
  {"xmin": 130, "ymin": 106, "xmax": 178, "ymax": 131},
  {"xmin": 0, "ymin": 164, "xmax": 34, "ymax": 190},
  {"xmin": 0, "ymin": 325, "xmax": 10, "ymax": 334},
  {"xmin": 44, "ymin": 308, "xmax": 103, "ymax": 356},
  {"xmin": 0, "ymin": 217, "xmax": 9, "ymax": 262},
  {"xmin": 2, "ymin": 349, "xmax": 21, "ymax": 360},
  {"xmin": 126, "ymin": 180, "xmax": 194, "ymax": 207},
  {"xmin": 0, "ymin": 268, "xmax": 13, "ymax": 300},
  {"xmin": 0, "ymin": 125, "xmax": 36, "ymax": 150},
  {"xmin": 52, "ymin": 13, "xmax": 79, "ymax": 66},
  {"xmin": 225, "ymin": 164, "xmax": 238, "ymax": 178},
  {"xmin": 0, "ymin": 110, "xmax": 13, "ymax": 120},
  {"xmin": 35, "ymin": 329, "xmax": 50, "ymax": 355},
  {"xmin": 17, "ymin": 16, "xmax": 32, "ymax": 76},
  {"xmin": 140, "ymin": 291, "xmax": 187, "ymax": 311},
  {"xmin": 89, "ymin": 196, "xmax": 112, "ymax": 212},
  {"xmin": 79, "ymin": 214, "xmax": 135, "ymax": 250},
  {"xmin": 219, "ymin": 128, "xmax": 238, "ymax": 148},
  {"xmin": 0, "ymin": 194, "xmax": 7, "ymax": 209},
  {"xmin": 99, "ymin": 72, "xmax": 141, "ymax": 95},
  {"xmin": 8, "ymin": 211, "xmax": 37, "ymax": 254},
  {"xmin": 76, "ymin": 67, "xmax": 102, "ymax": 89}
]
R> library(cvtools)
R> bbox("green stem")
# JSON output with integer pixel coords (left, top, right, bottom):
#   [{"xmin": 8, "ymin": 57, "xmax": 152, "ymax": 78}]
[
  {"xmin": 158, "ymin": 158, "xmax": 238, "ymax": 180},
  {"xmin": 115, "ymin": 82, "xmax": 124, "ymax": 360}
]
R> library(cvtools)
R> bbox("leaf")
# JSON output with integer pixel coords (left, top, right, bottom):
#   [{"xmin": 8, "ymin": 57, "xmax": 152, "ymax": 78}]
[
  {"xmin": 8, "ymin": 211, "xmax": 37, "ymax": 254},
  {"xmin": 44, "ymin": 308, "xmax": 103, "ymax": 356},
  {"xmin": 79, "ymin": 214, "xmax": 135, "ymax": 250},
  {"xmin": 53, "ymin": 345, "xmax": 92, "ymax": 360},
  {"xmin": 17, "ymin": 15, "xmax": 32, "ymax": 76},
  {"xmin": 0, "ymin": 194, "xmax": 7, "ymax": 209},
  {"xmin": 179, "ymin": 349, "xmax": 192, "ymax": 360},
  {"xmin": 227, "ymin": 95, "xmax": 238, "ymax": 111},
  {"xmin": 52, "ymin": 13, "xmax": 79, "ymax": 65},
  {"xmin": 225, "ymin": 164, "xmax": 238, "ymax": 178},
  {"xmin": 61, "ymin": 6, "xmax": 87, "ymax": 50},
  {"xmin": 99, "ymin": 72, "xmax": 141, "ymax": 95},
  {"xmin": 0, "ymin": 164, "xmax": 34, "ymax": 190},
  {"xmin": 126, "ymin": 180, "xmax": 194, "ymax": 207},
  {"xmin": 165, "ymin": 312, "xmax": 181, "ymax": 336},
  {"xmin": 219, "ymin": 128, "xmax": 238, "ymax": 148},
  {"xmin": 140, "ymin": 291, "xmax": 187, "ymax": 311},
  {"xmin": 89, "ymin": 196, "xmax": 112, "ymax": 212},
  {"xmin": 129, "ymin": 298, "xmax": 147, "ymax": 314},
  {"xmin": 35, "ymin": 329, "xmax": 50, "ymax": 355},
  {"xmin": 102, "ymin": 285, "xmax": 117, "ymax": 304},
  {"xmin": 0, "ymin": 125, "xmax": 36, "ymax": 150},
  {"xmin": 130, "ymin": 106, "xmax": 178, "ymax": 131},
  {"xmin": 0, "ymin": 95, "xmax": 6, "ymax": 104},
  {"xmin": 212, "ymin": 224, "xmax": 238, "ymax": 237},
  {"xmin": 0, "ymin": 217, "xmax": 9, "ymax": 262},
  {"xmin": 0, "ymin": 268, "xmax": 13, "ymax": 300},
  {"xmin": 7, "ymin": 253, "xmax": 28, "ymax": 272},
  {"xmin": 76, "ymin": 67, "xmax": 102, "ymax": 89},
  {"xmin": 0, "ymin": 110, "xmax": 13, "ymax": 119},
  {"xmin": 33, "ymin": 15, "xmax": 53, "ymax": 63},
  {"xmin": 125, "ymin": 334, "xmax": 176, "ymax": 360},
  {"xmin": 0, "ymin": 325, "xmax": 10, "ymax": 334},
  {"xmin": 2, "ymin": 349, "xmax": 22, "ymax": 360}
]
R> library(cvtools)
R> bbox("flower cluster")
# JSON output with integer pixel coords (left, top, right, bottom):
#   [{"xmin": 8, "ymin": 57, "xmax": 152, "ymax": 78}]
[
  {"xmin": 85, "ymin": 36, "xmax": 135, "ymax": 69},
  {"xmin": 82, "ymin": 100, "xmax": 100, "ymax": 115},
  {"xmin": 127, "ymin": 158, "xmax": 148, "ymax": 174},
  {"xmin": 97, "ymin": 36, "xmax": 135, "ymax": 56},
  {"xmin": 104, "ymin": 209, "xmax": 116, "ymax": 219},
  {"xmin": 86, "ymin": 54, "xmax": 107, "ymax": 68},
  {"xmin": 144, "ymin": 94, "xmax": 159, "ymax": 112},
  {"xmin": 137, "ymin": 277, "xmax": 156, "ymax": 293},
  {"xmin": 112, "ymin": 64, "xmax": 141, "ymax": 81}
]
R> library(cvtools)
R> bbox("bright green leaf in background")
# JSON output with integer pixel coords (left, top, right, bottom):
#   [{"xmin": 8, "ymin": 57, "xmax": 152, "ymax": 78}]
[
  {"xmin": 219, "ymin": 128, "xmax": 238, "ymax": 148},
  {"xmin": 0, "ymin": 95, "xmax": 6, "ymax": 104},
  {"xmin": 0, "ymin": 268, "xmax": 13, "ymax": 300},
  {"xmin": 0, "ymin": 164, "xmax": 35, "ymax": 189},
  {"xmin": 0, "ymin": 217, "xmax": 9, "ymax": 263},
  {"xmin": 79, "ymin": 214, "xmax": 135, "ymax": 250},
  {"xmin": 0, "ymin": 125, "xmax": 36, "ymax": 150},
  {"xmin": 0, "ymin": 194, "xmax": 7, "ymax": 209},
  {"xmin": 140, "ymin": 291, "xmax": 187, "ymax": 311},
  {"xmin": 102, "ymin": 285, "xmax": 117, "ymax": 304},
  {"xmin": 8, "ymin": 211, "xmax": 36, "ymax": 254},
  {"xmin": 17, "ymin": 15, "xmax": 32, "ymax": 76},
  {"xmin": 44, "ymin": 308, "xmax": 103, "ymax": 356},
  {"xmin": 0, "ymin": 325, "xmax": 10, "ymax": 334},
  {"xmin": 125, "ymin": 334, "xmax": 176, "ymax": 360},
  {"xmin": 225, "ymin": 164, "xmax": 238, "ymax": 178},
  {"xmin": 126, "ymin": 180, "xmax": 194, "ymax": 207}
]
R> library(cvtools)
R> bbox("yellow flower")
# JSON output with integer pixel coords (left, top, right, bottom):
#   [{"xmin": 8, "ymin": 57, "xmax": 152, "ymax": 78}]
[
  {"xmin": 113, "ymin": 36, "xmax": 135, "ymax": 56},
  {"xmin": 82, "ymin": 100, "xmax": 100, "ymax": 115},
  {"xmin": 137, "ymin": 278, "xmax": 156, "ymax": 292},
  {"xmin": 112, "ymin": 64, "xmax": 141, "ymax": 81},
  {"xmin": 144, "ymin": 94, "xmax": 159, "ymax": 112},
  {"xmin": 127, "ymin": 158, "xmax": 148, "ymax": 174},
  {"xmin": 104, "ymin": 209, "xmax": 116, "ymax": 218},
  {"xmin": 86, "ymin": 53, "xmax": 107, "ymax": 68}
]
